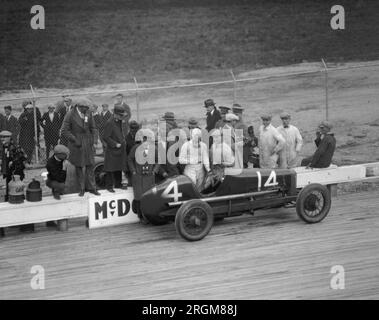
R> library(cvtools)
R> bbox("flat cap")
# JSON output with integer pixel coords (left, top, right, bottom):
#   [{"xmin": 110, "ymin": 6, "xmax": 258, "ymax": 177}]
[
  {"xmin": 225, "ymin": 113, "xmax": 239, "ymax": 122},
  {"xmin": 204, "ymin": 99, "xmax": 215, "ymax": 107},
  {"xmin": 162, "ymin": 111, "xmax": 176, "ymax": 121},
  {"xmin": 74, "ymin": 97, "xmax": 92, "ymax": 108},
  {"xmin": 129, "ymin": 120, "xmax": 140, "ymax": 130},
  {"xmin": 188, "ymin": 117, "xmax": 198, "ymax": 125},
  {"xmin": 0, "ymin": 130, "xmax": 12, "ymax": 137},
  {"xmin": 54, "ymin": 144, "xmax": 70, "ymax": 156},
  {"xmin": 4, "ymin": 105, "xmax": 12, "ymax": 110},
  {"xmin": 260, "ymin": 114, "xmax": 272, "ymax": 120},
  {"xmin": 219, "ymin": 106, "xmax": 231, "ymax": 114},
  {"xmin": 280, "ymin": 112, "xmax": 291, "ymax": 119},
  {"xmin": 22, "ymin": 99, "xmax": 32, "ymax": 108},
  {"xmin": 114, "ymin": 104, "xmax": 129, "ymax": 116},
  {"xmin": 318, "ymin": 120, "xmax": 333, "ymax": 130},
  {"xmin": 232, "ymin": 103, "xmax": 244, "ymax": 113}
]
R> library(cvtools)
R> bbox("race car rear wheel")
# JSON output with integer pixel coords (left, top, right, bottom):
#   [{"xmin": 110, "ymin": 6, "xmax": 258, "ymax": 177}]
[
  {"xmin": 175, "ymin": 200, "xmax": 214, "ymax": 241},
  {"xmin": 296, "ymin": 183, "xmax": 331, "ymax": 223}
]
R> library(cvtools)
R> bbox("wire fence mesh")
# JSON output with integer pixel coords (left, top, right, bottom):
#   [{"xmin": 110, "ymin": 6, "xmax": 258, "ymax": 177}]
[{"xmin": 1, "ymin": 60, "xmax": 379, "ymax": 166}]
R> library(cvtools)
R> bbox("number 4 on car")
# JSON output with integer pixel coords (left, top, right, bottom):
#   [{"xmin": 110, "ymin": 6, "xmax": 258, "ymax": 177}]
[{"xmin": 139, "ymin": 168, "xmax": 332, "ymax": 241}]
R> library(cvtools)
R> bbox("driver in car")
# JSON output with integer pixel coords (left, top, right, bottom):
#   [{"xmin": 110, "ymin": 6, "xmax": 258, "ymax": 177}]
[{"xmin": 209, "ymin": 129, "xmax": 235, "ymax": 186}]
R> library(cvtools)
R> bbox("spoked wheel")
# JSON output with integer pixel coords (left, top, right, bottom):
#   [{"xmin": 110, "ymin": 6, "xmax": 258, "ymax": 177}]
[
  {"xmin": 94, "ymin": 163, "xmax": 106, "ymax": 190},
  {"xmin": 175, "ymin": 200, "xmax": 214, "ymax": 241},
  {"xmin": 296, "ymin": 183, "xmax": 331, "ymax": 223}
]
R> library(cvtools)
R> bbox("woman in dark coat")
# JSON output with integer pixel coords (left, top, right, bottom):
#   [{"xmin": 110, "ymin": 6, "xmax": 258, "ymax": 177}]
[
  {"xmin": 102, "ymin": 105, "xmax": 128, "ymax": 192},
  {"xmin": 18, "ymin": 104, "xmax": 41, "ymax": 163}
]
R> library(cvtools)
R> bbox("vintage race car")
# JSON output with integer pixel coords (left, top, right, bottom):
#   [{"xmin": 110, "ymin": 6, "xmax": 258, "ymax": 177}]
[{"xmin": 140, "ymin": 168, "xmax": 331, "ymax": 241}]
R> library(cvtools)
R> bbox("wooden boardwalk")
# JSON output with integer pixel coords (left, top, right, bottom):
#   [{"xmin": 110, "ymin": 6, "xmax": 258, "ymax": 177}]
[{"xmin": 0, "ymin": 190, "xmax": 378, "ymax": 300}]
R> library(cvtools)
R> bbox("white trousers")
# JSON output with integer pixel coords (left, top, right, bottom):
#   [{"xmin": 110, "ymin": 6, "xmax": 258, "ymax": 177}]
[{"xmin": 184, "ymin": 164, "xmax": 205, "ymax": 191}]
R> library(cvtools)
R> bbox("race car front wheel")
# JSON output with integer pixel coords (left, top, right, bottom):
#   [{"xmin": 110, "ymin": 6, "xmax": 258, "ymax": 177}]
[
  {"xmin": 296, "ymin": 183, "xmax": 331, "ymax": 223},
  {"xmin": 175, "ymin": 200, "xmax": 214, "ymax": 241}
]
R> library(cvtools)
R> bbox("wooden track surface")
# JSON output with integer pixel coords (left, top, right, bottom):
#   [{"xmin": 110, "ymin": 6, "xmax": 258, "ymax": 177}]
[{"xmin": 0, "ymin": 190, "xmax": 378, "ymax": 300}]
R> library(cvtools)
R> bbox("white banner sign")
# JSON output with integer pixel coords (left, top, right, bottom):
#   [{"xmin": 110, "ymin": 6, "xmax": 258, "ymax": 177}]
[{"xmin": 88, "ymin": 189, "xmax": 139, "ymax": 229}]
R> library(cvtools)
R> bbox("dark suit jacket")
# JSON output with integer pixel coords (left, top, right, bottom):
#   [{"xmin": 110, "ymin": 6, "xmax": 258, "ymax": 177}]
[
  {"xmin": 0, "ymin": 114, "xmax": 5, "ymax": 131},
  {"xmin": 46, "ymin": 156, "xmax": 66, "ymax": 183},
  {"xmin": 206, "ymin": 108, "xmax": 221, "ymax": 132},
  {"xmin": 3, "ymin": 115, "xmax": 20, "ymax": 142},
  {"xmin": 114, "ymin": 103, "xmax": 130, "ymax": 134},
  {"xmin": 310, "ymin": 133, "xmax": 336, "ymax": 168},
  {"xmin": 41, "ymin": 112, "xmax": 61, "ymax": 144},
  {"xmin": 95, "ymin": 111, "xmax": 112, "ymax": 139}
]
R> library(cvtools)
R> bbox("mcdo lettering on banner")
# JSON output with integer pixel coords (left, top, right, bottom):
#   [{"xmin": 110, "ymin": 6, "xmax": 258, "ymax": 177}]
[{"xmin": 88, "ymin": 189, "xmax": 139, "ymax": 228}]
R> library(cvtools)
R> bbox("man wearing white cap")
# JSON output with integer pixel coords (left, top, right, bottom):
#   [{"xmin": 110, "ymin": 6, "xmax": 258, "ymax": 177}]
[
  {"xmin": 258, "ymin": 114, "xmax": 285, "ymax": 169},
  {"xmin": 277, "ymin": 112, "xmax": 303, "ymax": 169},
  {"xmin": 179, "ymin": 128, "xmax": 211, "ymax": 190}
]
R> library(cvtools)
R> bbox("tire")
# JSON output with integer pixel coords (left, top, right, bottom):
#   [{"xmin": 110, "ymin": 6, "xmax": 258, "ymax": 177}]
[
  {"xmin": 175, "ymin": 199, "xmax": 214, "ymax": 241},
  {"xmin": 296, "ymin": 183, "xmax": 331, "ymax": 223}
]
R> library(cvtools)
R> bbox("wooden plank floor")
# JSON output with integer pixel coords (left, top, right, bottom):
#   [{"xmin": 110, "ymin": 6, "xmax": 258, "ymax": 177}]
[{"xmin": 1, "ymin": 191, "xmax": 378, "ymax": 300}]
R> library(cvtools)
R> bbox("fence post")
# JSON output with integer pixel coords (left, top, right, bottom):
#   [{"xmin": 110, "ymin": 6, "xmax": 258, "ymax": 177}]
[
  {"xmin": 29, "ymin": 85, "xmax": 39, "ymax": 164},
  {"xmin": 230, "ymin": 69, "xmax": 237, "ymax": 105},
  {"xmin": 321, "ymin": 58, "xmax": 329, "ymax": 121},
  {"xmin": 133, "ymin": 77, "xmax": 140, "ymax": 122}
]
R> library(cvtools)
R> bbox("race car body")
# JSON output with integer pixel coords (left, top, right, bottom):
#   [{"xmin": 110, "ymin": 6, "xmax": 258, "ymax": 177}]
[{"xmin": 140, "ymin": 168, "xmax": 331, "ymax": 241}]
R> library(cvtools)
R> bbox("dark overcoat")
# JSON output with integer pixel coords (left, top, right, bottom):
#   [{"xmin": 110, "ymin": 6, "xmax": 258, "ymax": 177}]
[
  {"xmin": 0, "ymin": 114, "xmax": 5, "ymax": 131},
  {"xmin": 41, "ymin": 112, "xmax": 61, "ymax": 145},
  {"xmin": 18, "ymin": 110, "xmax": 41, "ymax": 153},
  {"xmin": 103, "ymin": 116, "xmax": 127, "ymax": 172},
  {"xmin": 61, "ymin": 108, "xmax": 97, "ymax": 167},
  {"xmin": 206, "ymin": 108, "xmax": 221, "ymax": 132},
  {"xmin": 310, "ymin": 133, "xmax": 336, "ymax": 168},
  {"xmin": 128, "ymin": 142, "xmax": 159, "ymax": 200},
  {"xmin": 3, "ymin": 115, "xmax": 20, "ymax": 143}
]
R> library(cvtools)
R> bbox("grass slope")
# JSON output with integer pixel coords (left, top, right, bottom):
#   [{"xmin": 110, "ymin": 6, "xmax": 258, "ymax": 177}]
[{"xmin": 1, "ymin": 0, "xmax": 379, "ymax": 89}]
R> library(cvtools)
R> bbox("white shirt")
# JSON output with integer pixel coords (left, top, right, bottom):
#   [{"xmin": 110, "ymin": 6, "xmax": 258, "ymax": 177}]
[
  {"xmin": 277, "ymin": 124, "xmax": 303, "ymax": 168},
  {"xmin": 179, "ymin": 140, "xmax": 210, "ymax": 172},
  {"xmin": 77, "ymin": 108, "xmax": 85, "ymax": 120},
  {"xmin": 211, "ymin": 142, "xmax": 235, "ymax": 167},
  {"xmin": 259, "ymin": 123, "xmax": 285, "ymax": 169}
]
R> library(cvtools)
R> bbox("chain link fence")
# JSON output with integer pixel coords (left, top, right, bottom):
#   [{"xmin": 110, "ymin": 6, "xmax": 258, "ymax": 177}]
[{"xmin": 1, "ymin": 60, "xmax": 379, "ymax": 167}]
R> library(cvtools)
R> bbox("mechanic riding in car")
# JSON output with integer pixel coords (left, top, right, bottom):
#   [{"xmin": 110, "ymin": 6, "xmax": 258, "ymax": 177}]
[
  {"xmin": 179, "ymin": 128, "xmax": 211, "ymax": 191},
  {"xmin": 207, "ymin": 128, "xmax": 235, "ymax": 189}
]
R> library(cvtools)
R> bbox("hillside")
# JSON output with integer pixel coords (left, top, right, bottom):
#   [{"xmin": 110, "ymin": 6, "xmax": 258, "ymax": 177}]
[{"xmin": 1, "ymin": 0, "xmax": 379, "ymax": 90}]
